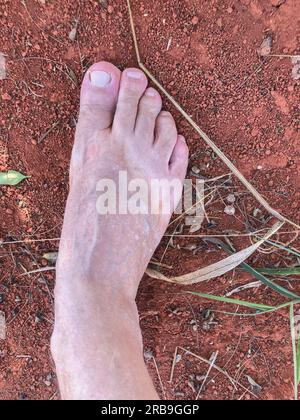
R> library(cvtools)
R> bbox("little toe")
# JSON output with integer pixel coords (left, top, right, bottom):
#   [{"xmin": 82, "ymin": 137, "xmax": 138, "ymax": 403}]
[
  {"xmin": 79, "ymin": 61, "xmax": 121, "ymax": 132},
  {"xmin": 113, "ymin": 68, "xmax": 148, "ymax": 135},
  {"xmin": 135, "ymin": 88, "xmax": 162, "ymax": 143},
  {"xmin": 154, "ymin": 111, "xmax": 178, "ymax": 163},
  {"xmin": 169, "ymin": 135, "xmax": 189, "ymax": 180}
]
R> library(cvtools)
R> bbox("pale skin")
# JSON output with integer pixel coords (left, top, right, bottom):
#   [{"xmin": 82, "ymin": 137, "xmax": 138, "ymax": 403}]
[{"xmin": 51, "ymin": 61, "xmax": 189, "ymax": 400}]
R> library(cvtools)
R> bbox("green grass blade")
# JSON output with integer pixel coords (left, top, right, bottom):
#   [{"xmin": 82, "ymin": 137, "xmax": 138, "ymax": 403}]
[
  {"xmin": 290, "ymin": 304, "xmax": 298, "ymax": 400},
  {"xmin": 187, "ymin": 291, "xmax": 275, "ymax": 312},
  {"xmin": 213, "ymin": 238, "xmax": 300, "ymax": 300},
  {"xmin": 242, "ymin": 262, "xmax": 300, "ymax": 300},
  {"xmin": 0, "ymin": 170, "xmax": 29, "ymax": 186},
  {"xmin": 297, "ymin": 341, "xmax": 300, "ymax": 387},
  {"xmin": 263, "ymin": 239, "xmax": 300, "ymax": 259},
  {"xmin": 297, "ymin": 335, "xmax": 300, "ymax": 386},
  {"xmin": 256, "ymin": 267, "xmax": 300, "ymax": 276}
]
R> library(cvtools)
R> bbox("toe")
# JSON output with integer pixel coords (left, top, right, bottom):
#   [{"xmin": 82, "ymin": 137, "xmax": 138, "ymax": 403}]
[
  {"xmin": 169, "ymin": 135, "xmax": 189, "ymax": 179},
  {"xmin": 79, "ymin": 61, "xmax": 121, "ymax": 131},
  {"xmin": 113, "ymin": 68, "xmax": 148, "ymax": 135},
  {"xmin": 154, "ymin": 111, "xmax": 178, "ymax": 163},
  {"xmin": 135, "ymin": 88, "xmax": 162, "ymax": 142}
]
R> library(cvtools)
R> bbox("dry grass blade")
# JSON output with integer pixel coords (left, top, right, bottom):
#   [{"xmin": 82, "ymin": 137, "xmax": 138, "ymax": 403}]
[
  {"xmin": 0, "ymin": 311, "xmax": 6, "ymax": 340},
  {"xmin": 196, "ymin": 351, "xmax": 218, "ymax": 399},
  {"xmin": 226, "ymin": 281, "xmax": 261, "ymax": 297},
  {"xmin": 126, "ymin": 0, "xmax": 300, "ymax": 230},
  {"xmin": 146, "ymin": 222, "xmax": 283, "ymax": 285},
  {"xmin": 21, "ymin": 266, "xmax": 55, "ymax": 276},
  {"xmin": 0, "ymin": 52, "xmax": 6, "ymax": 80},
  {"xmin": 170, "ymin": 346, "xmax": 257, "ymax": 399},
  {"xmin": 38, "ymin": 121, "xmax": 60, "ymax": 144},
  {"xmin": 152, "ymin": 356, "xmax": 166, "ymax": 400},
  {"xmin": 0, "ymin": 237, "xmax": 60, "ymax": 246}
]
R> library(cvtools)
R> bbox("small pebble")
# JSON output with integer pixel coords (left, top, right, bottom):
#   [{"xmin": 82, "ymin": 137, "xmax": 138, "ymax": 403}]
[
  {"xmin": 1, "ymin": 93, "xmax": 11, "ymax": 101},
  {"xmin": 224, "ymin": 205, "xmax": 236, "ymax": 216},
  {"xmin": 99, "ymin": 0, "xmax": 108, "ymax": 8},
  {"xmin": 191, "ymin": 165, "xmax": 200, "ymax": 174},
  {"xmin": 217, "ymin": 18, "xmax": 223, "ymax": 28},
  {"xmin": 226, "ymin": 194, "xmax": 236, "ymax": 204},
  {"xmin": 191, "ymin": 16, "xmax": 199, "ymax": 25},
  {"xmin": 257, "ymin": 36, "xmax": 273, "ymax": 57},
  {"xmin": 68, "ymin": 27, "xmax": 77, "ymax": 42},
  {"xmin": 143, "ymin": 350, "xmax": 153, "ymax": 361},
  {"xmin": 175, "ymin": 354, "xmax": 182, "ymax": 363},
  {"xmin": 271, "ymin": 0, "xmax": 285, "ymax": 6}
]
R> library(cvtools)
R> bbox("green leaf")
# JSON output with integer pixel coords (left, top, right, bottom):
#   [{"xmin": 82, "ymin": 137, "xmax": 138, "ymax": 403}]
[
  {"xmin": 0, "ymin": 170, "xmax": 29, "ymax": 186},
  {"xmin": 187, "ymin": 291, "xmax": 276, "ymax": 312}
]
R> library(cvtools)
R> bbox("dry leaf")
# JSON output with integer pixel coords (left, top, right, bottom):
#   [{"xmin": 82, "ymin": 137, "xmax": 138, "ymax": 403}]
[
  {"xmin": 146, "ymin": 222, "xmax": 283, "ymax": 285},
  {"xmin": 246, "ymin": 376, "xmax": 262, "ymax": 394}
]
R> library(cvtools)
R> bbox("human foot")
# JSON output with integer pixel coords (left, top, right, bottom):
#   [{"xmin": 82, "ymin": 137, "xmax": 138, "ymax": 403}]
[
  {"xmin": 52, "ymin": 62, "xmax": 189, "ymax": 400},
  {"xmin": 59, "ymin": 61, "xmax": 188, "ymax": 298}
]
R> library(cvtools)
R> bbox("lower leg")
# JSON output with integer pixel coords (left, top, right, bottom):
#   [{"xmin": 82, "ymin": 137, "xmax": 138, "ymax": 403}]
[{"xmin": 52, "ymin": 279, "xmax": 158, "ymax": 400}]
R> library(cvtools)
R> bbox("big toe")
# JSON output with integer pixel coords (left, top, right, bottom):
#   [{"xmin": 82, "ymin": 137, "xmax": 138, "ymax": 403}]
[{"xmin": 78, "ymin": 61, "xmax": 121, "ymax": 132}]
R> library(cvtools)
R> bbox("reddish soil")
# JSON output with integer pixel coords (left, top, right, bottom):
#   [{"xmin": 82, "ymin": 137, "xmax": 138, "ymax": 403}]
[{"xmin": 0, "ymin": 0, "xmax": 300, "ymax": 400}]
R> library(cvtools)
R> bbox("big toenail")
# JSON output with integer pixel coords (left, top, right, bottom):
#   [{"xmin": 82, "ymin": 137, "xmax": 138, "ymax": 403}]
[
  {"xmin": 127, "ymin": 70, "xmax": 143, "ymax": 80},
  {"xmin": 90, "ymin": 71, "xmax": 111, "ymax": 87}
]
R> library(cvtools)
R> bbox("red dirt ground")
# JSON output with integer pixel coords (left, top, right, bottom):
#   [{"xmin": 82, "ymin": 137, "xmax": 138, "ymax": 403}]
[{"xmin": 0, "ymin": 0, "xmax": 300, "ymax": 400}]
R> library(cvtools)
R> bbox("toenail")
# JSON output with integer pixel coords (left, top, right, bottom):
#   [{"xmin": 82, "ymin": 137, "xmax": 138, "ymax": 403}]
[
  {"xmin": 160, "ymin": 111, "xmax": 171, "ymax": 117},
  {"xmin": 145, "ymin": 88, "xmax": 157, "ymax": 97},
  {"xmin": 126, "ymin": 70, "xmax": 143, "ymax": 80},
  {"xmin": 90, "ymin": 71, "xmax": 111, "ymax": 87}
]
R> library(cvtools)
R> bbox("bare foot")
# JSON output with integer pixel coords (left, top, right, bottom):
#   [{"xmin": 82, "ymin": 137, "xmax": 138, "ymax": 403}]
[{"xmin": 51, "ymin": 62, "xmax": 189, "ymax": 400}]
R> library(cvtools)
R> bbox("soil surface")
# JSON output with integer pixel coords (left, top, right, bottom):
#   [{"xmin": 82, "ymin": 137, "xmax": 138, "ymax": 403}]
[{"xmin": 0, "ymin": 0, "xmax": 300, "ymax": 400}]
